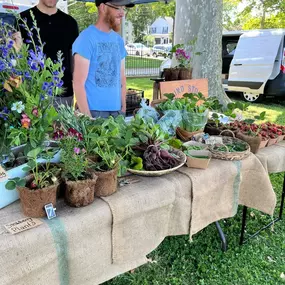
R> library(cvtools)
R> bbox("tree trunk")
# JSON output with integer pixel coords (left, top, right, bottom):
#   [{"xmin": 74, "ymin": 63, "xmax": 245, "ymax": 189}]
[{"xmin": 173, "ymin": 0, "xmax": 230, "ymax": 107}]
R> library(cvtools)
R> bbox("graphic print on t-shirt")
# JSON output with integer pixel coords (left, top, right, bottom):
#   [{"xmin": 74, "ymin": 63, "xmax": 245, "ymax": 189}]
[{"xmin": 95, "ymin": 42, "xmax": 120, "ymax": 88}]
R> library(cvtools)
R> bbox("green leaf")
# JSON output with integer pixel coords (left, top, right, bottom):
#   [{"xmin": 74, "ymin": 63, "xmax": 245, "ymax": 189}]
[
  {"xmin": 5, "ymin": 180, "xmax": 16, "ymax": 190},
  {"xmin": 18, "ymin": 179, "xmax": 26, "ymax": 187},
  {"xmin": 22, "ymin": 166, "xmax": 31, "ymax": 172},
  {"xmin": 27, "ymin": 160, "xmax": 36, "ymax": 169},
  {"xmin": 27, "ymin": 147, "xmax": 42, "ymax": 159}
]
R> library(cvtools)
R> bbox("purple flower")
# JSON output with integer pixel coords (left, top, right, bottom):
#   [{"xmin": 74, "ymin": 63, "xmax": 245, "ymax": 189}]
[
  {"xmin": 74, "ymin": 147, "xmax": 80, "ymax": 154},
  {"xmin": 56, "ymin": 80, "xmax": 63, "ymax": 88},
  {"xmin": 0, "ymin": 60, "xmax": 5, "ymax": 72},
  {"xmin": 42, "ymin": 82, "xmax": 49, "ymax": 91},
  {"xmin": 24, "ymin": 71, "xmax": 32, "ymax": 79}
]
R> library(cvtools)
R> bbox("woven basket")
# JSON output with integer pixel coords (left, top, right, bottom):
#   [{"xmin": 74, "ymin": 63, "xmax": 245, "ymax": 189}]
[
  {"xmin": 208, "ymin": 130, "xmax": 251, "ymax": 161},
  {"xmin": 127, "ymin": 149, "xmax": 186, "ymax": 177},
  {"xmin": 176, "ymin": 127, "xmax": 203, "ymax": 142}
]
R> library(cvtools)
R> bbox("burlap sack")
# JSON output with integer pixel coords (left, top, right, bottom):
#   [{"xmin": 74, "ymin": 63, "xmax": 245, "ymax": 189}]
[{"xmin": 236, "ymin": 132, "xmax": 261, "ymax": 154}]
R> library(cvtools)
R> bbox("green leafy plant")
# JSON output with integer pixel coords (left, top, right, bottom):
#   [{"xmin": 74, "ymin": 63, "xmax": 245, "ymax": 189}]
[{"xmin": 5, "ymin": 147, "xmax": 59, "ymax": 190}]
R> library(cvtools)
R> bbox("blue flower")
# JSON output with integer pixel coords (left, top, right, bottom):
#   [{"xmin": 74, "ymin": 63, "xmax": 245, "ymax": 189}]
[
  {"xmin": 24, "ymin": 71, "xmax": 32, "ymax": 79},
  {"xmin": 53, "ymin": 71, "xmax": 59, "ymax": 75},
  {"xmin": 42, "ymin": 82, "xmax": 49, "ymax": 91},
  {"xmin": 0, "ymin": 60, "xmax": 5, "ymax": 72},
  {"xmin": 47, "ymin": 88, "xmax": 53, "ymax": 96},
  {"xmin": 56, "ymin": 80, "xmax": 64, "ymax": 88}
]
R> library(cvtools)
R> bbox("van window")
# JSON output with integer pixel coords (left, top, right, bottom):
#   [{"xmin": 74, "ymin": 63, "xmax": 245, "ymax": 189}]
[{"xmin": 226, "ymin": 42, "xmax": 237, "ymax": 55}]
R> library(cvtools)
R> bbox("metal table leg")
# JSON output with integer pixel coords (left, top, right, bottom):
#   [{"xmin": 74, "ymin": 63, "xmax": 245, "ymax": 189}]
[
  {"xmin": 215, "ymin": 221, "xmax": 227, "ymax": 251},
  {"xmin": 240, "ymin": 172, "xmax": 285, "ymax": 245}
]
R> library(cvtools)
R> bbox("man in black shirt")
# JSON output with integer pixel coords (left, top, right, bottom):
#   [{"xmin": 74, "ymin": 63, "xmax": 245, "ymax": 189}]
[{"xmin": 19, "ymin": 0, "xmax": 79, "ymax": 107}]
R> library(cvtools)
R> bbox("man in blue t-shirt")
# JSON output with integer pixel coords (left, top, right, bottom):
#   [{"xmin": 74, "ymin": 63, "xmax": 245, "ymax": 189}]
[{"xmin": 72, "ymin": 0, "xmax": 134, "ymax": 118}]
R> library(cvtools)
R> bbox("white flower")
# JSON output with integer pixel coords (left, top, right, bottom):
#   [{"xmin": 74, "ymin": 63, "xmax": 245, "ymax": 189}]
[
  {"xmin": 11, "ymin": 59, "xmax": 17, "ymax": 67},
  {"xmin": 11, "ymin": 101, "xmax": 25, "ymax": 113}
]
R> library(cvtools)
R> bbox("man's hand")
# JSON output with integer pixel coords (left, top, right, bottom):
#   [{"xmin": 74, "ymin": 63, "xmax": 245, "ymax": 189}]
[{"xmin": 12, "ymin": 32, "xmax": 22, "ymax": 52}]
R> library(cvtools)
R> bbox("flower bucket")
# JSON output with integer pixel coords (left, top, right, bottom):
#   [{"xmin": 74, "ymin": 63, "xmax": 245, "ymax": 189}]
[
  {"xmin": 178, "ymin": 68, "xmax": 192, "ymax": 80},
  {"xmin": 65, "ymin": 173, "xmax": 98, "ymax": 207},
  {"xmin": 0, "ymin": 147, "xmax": 61, "ymax": 209},
  {"xmin": 93, "ymin": 168, "xmax": 118, "ymax": 197},
  {"xmin": 164, "ymin": 68, "xmax": 180, "ymax": 81},
  {"xmin": 17, "ymin": 178, "xmax": 58, "ymax": 218}
]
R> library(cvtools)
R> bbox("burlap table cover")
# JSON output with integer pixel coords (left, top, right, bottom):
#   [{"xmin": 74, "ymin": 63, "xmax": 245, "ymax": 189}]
[
  {"xmin": 0, "ymin": 173, "xmax": 192, "ymax": 285},
  {"xmin": 256, "ymin": 141, "xmax": 285, "ymax": 173},
  {"xmin": 178, "ymin": 153, "xmax": 276, "ymax": 238},
  {"xmin": 0, "ymin": 154, "xmax": 276, "ymax": 284}
]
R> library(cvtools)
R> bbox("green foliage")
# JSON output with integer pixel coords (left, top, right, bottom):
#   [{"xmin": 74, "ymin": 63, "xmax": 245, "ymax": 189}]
[{"xmin": 69, "ymin": 2, "xmax": 97, "ymax": 32}]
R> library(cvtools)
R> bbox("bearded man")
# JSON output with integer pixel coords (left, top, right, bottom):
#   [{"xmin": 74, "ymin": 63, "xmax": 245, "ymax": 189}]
[
  {"xmin": 19, "ymin": 0, "xmax": 79, "ymax": 107},
  {"xmin": 72, "ymin": 0, "xmax": 134, "ymax": 118}
]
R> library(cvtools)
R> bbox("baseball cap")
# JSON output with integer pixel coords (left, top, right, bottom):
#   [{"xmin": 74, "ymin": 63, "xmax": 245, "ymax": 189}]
[{"xmin": 95, "ymin": 0, "xmax": 135, "ymax": 7}]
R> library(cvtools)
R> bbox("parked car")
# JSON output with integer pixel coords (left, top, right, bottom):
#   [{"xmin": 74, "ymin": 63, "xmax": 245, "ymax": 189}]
[
  {"xmin": 159, "ymin": 29, "xmax": 285, "ymax": 103},
  {"xmin": 125, "ymin": 43, "xmax": 151, "ymax": 56},
  {"xmin": 152, "ymin": 44, "xmax": 172, "ymax": 58}
]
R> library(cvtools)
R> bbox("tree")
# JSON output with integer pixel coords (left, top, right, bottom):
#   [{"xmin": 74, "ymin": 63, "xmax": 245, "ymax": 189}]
[
  {"xmin": 174, "ymin": 0, "xmax": 230, "ymax": 106},
  {"xmin": 225, "ymin": 0, "xmax": 285, "ymax": 30},
  {"xmin": 68, "ymin": 1, "xmax": 97, "ymax": 32},
  {"xmin": 126, "ymin": 4, "xmax": 155, "ymax": 42}
]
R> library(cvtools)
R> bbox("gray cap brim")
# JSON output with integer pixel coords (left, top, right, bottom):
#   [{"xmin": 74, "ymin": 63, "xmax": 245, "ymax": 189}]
[{"xmin": 108, "ymin": 0, "xmax": 135, "ymax": 7}]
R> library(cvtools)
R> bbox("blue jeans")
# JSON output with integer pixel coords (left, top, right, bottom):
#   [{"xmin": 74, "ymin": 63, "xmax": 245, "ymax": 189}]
[{"xmin": 90, "ymin": 110, "xmax": 125, "ymax": 119}]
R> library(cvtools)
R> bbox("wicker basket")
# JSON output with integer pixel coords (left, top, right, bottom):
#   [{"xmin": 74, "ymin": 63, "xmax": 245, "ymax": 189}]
[
  {"xmin": 208, "ymin": 130, "xmax": 251, "ymax": 161},
  {"xmin": 127, "ymin": 149, "xmax": 186, "ymax": 177},
  {"xmin": 176, "ymin": 127, "xmax": 203, "ymax": 142}
]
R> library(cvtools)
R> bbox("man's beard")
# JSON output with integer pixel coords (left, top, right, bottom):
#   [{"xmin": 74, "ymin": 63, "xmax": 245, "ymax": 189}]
[{"xmin": 105, "ymin": 10, "xmax": 121, "ymax": 32}]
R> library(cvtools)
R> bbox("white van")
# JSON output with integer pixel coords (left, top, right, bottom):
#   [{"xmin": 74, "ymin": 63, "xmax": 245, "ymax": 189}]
[
  {"xmin": 223, "ymin": 29, "xmax": 285, "ymax": 102},
  {"xmin": 160, "ymin": 29, "xmax": 285, "ymax": 102}
]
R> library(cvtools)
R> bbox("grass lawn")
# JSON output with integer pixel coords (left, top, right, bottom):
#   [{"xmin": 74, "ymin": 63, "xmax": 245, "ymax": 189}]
[
  {"xmin": 127, "ymin": 77, "xmax": 154, "ymax": 100},
  {"xmin": 126, "ymin": 56, "xmax": 164, "ymax": 69},
  {"xmin": 105, "ymin": 78, "xmax": 285, "ymax": 285}
]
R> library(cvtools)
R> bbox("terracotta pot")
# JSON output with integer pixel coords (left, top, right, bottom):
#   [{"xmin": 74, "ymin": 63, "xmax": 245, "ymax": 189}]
[
  {"xmin": 65, "ymin": 173, "xmax": 97, "ymax": 207},
  {"xmin": 93, "ymin": 168, "xmax": 118, "ymax": 197},
  {"xmin": 267, "ymin": 137, "xmax": 278, "ymax": 146},
  {"xmin": 178, "ymin": 68, "xmax": 192, "ymax": 80},
  {"xmin": 17, "ymin": 181, "xmax": 58, "ymax": 218}
]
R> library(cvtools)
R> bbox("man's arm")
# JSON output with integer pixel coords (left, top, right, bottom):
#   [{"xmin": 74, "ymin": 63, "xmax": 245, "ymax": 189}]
[
  {"xmin": 73, "ymin": 54, "xmax": 91, "ymax": 117},
  {"xmin": 121, "ymin": 60, "xmax": 126, "ymax": 114}
]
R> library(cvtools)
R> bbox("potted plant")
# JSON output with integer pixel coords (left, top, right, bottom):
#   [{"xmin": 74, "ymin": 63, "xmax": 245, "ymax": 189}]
[
  {"xmin": 86, "ymin": 127, "xmax": 120, "ymax": 197},
  {"xmin": 58, "ymin": 131, "xmax": 97, "ymax": 207},
  {"xmin": 5, "ymin": 147, "xmax": 60, "ymax": 217}
]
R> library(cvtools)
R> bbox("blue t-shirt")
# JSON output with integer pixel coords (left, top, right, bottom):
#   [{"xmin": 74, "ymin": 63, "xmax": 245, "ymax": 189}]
[{"xmin": 72, "ymin": 25, "xmax": 127, "ymax": 111}]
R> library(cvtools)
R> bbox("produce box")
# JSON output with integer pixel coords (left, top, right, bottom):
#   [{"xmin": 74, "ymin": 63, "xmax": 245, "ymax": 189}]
[{"xmin": 185, "ymin": 150, "xmax": 211, "ymax": 169}]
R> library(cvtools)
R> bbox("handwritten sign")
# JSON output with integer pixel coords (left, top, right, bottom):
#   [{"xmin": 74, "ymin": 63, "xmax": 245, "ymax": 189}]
[
  {"xmin": 0, "ymin": 165, "xmax": 8, "ymax": 182},
  {"xmin": 4, "ymin": 218, "xmax": 43, "ymax": 234},
  {"xmin": 159, "ymin": 79, "xmax": 208, "ymax": 99}
]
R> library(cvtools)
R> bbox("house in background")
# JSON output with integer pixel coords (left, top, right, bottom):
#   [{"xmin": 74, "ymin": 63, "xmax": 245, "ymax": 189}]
[{"xmin": 149, "ymin": 17, "xmax": 173, "ymax": 45}]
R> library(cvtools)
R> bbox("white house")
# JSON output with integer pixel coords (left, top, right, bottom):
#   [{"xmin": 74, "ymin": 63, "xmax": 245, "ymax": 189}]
[{"xmin": 149, "ymin": 16, "xmax": 173, "ymax": 45}]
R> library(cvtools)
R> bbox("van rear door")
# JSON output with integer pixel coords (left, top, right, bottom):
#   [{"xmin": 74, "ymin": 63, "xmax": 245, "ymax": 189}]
[{"xmin": 228, "ymin": 30, "xmax": 285, "ymax": 94}]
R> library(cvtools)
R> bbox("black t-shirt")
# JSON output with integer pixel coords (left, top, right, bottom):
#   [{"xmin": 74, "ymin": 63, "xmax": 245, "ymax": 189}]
[{"xmin": 19, "ymin": 7, "xmax": 79, "ymax": 97}]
